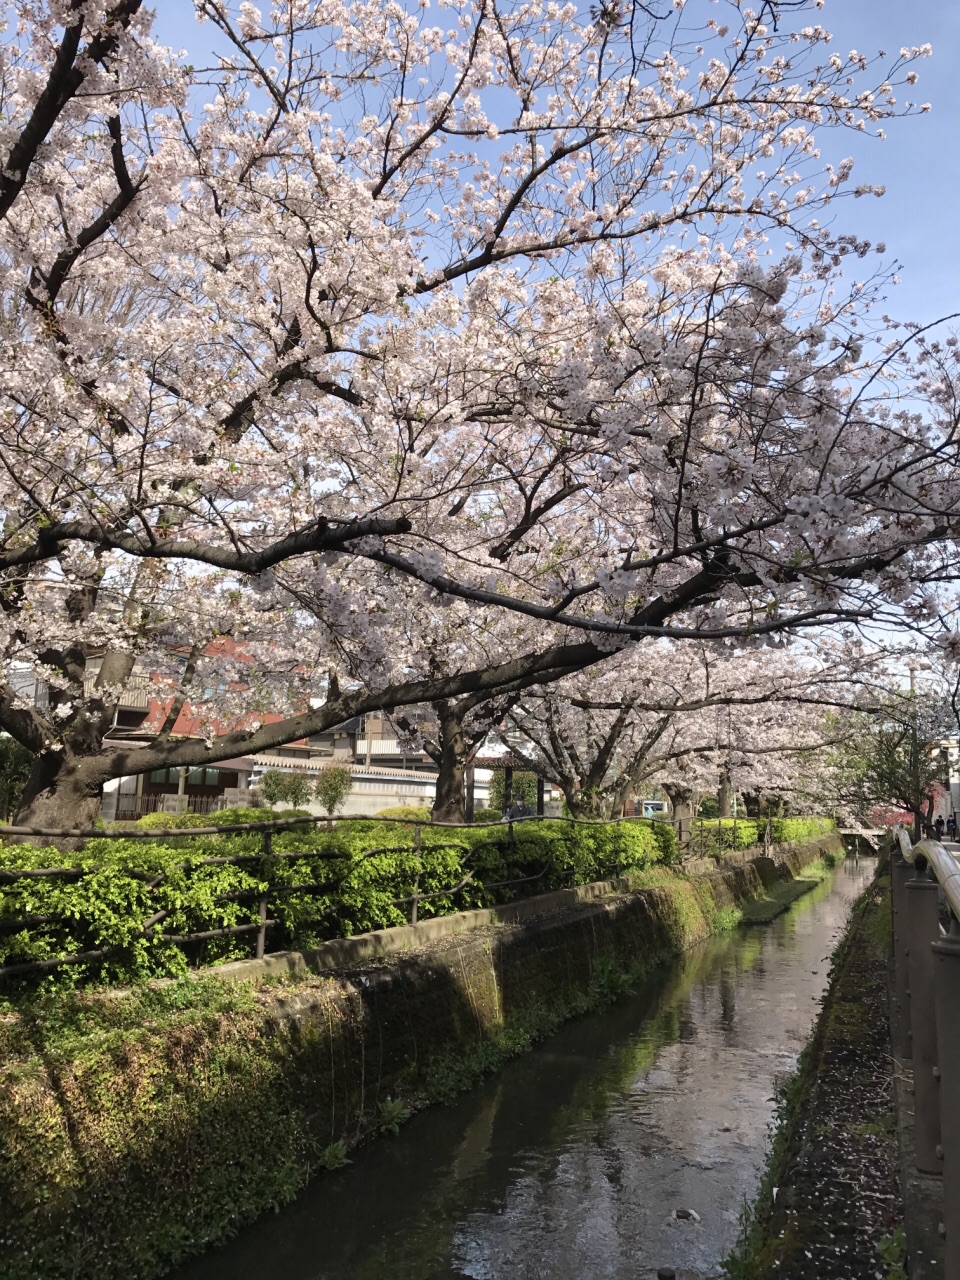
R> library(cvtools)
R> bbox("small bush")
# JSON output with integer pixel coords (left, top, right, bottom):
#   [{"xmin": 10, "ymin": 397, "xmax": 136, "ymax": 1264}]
[
  {"xmin": 132, "ymin": 811, "xmax": 214, "ymax": 830},
  {"xmin": 644, "ymin": 820, "xmax": 679, "ymax": 864},
  {"xmin": 375, "ymin": 806, "xmax": 432, "ymax": 821},
  {"xmin": 470, "ymin": 807, "xmax": 502, "ymax": 824},
  {"xmin": 257, "ymin": 769, "xmax": 313, "ymax": 809},
  {"xmin": 689, "ymin": 818, "xmax": 760, "ymax": 856}
]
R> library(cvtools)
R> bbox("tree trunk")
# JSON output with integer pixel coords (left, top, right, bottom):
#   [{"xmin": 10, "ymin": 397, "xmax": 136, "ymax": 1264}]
[
  {"xmin": 568, "ymin": 788, "xmax": 613, "ymax": 820},
  {"xmin": 741, "ymin": 790, "xmax": 761, "ymax": 818},
  {"xmin": 662, "ymin": 782, "xmax": 695, "ymax": 822},
  {"xmin": 718, "ymin": 768, "xmax": 734, "ymax": 819},
  {"xmin": 431, "ymin": 703, "xmax": 468, "ymax": 823},
  {"xmin": 13, "ymin": 752, "xmax": 107, "ymax": 839},
  {"xmin": 662, "ymin": 782, "xmax": 695, "ymax": 846}
]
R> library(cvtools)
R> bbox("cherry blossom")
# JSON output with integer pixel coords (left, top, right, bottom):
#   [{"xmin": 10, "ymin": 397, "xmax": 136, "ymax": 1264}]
[{"xmin": 0, "ymin": 1, "xmax": 951, "ymax": 829}]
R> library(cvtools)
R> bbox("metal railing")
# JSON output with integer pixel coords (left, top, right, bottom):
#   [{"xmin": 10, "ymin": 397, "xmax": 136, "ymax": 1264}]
[
  {"xmin": 682, "ymin": 814, "xmax": 767, "ymax": 860},
  {"xmin": 113, "ymin": 794, "xmax": 229, "ymax": 820},
  {"xmin": 890, "ymin": 827, "xmax": 960, "ymax": 1278}
]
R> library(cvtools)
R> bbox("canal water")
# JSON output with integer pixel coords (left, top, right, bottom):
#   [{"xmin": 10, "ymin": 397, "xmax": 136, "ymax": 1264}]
[{"xmin": 173, "ymin": 856, "xmax": 876, "ymax": 1280}]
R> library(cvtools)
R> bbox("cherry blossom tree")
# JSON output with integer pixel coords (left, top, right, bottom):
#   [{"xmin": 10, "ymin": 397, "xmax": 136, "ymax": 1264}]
[
  {"xmin": 503, "ymin": 640, "xmax": 880, "ymax": 818},
  {"xmin": 0, "ymin": 0, "xmax": 954, "ymax": 830}
]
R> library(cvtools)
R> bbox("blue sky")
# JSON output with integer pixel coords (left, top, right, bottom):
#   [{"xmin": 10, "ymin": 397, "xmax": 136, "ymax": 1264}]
[
  {"xmin": 820, "ymin": 0, "xmax": 960, "ymax": 328},
  {"xmin": 152, "ymin": 0, "xmax": 958, "ymax": 328}
]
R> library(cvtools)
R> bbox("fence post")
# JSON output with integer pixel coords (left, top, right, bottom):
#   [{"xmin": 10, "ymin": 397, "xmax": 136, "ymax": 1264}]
[
  {"xmin": 410, "ymin": 822, "xmax": 421, "ymax": 925},
  {"xmin": 905, "ymin": 861, "xmax": 942, "ymax": 1174},
  {"xmin": 256, "ymin": 827, "xmax": 272, "ymax": 961},
  {"xmin": 891, "ymin": 846, "xmax": 914, "ymax": 1060},
  {"xmin": 409, "ymin": 876, "xmax": 419, "ymax": 925},
  {"xmin": 933, "ymin": 917, "xmax": 960, "ymax": 1277}
]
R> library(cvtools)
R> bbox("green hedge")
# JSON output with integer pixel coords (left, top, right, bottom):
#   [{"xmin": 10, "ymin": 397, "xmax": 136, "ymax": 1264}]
[
  {"xmin": 769, "ymin": 816, "xmax": 835, "ymax": 844},
  {"xmin": 373, "ymin": 806, "xmax": 432, "ymax": 820},
  {"xmin": 691, "ymin": 815, "xmax": 835, "ymax": 857},
  {"xmin": 0, "ymin": 815, "xmax": 667, "ymax": 987}
]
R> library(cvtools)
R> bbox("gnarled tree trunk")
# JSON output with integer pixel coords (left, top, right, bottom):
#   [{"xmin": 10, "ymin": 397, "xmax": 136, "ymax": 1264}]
[
  {"xmin": 14, "ymin": 751, "xmax": 108, "ymax": 838},
  {"xmin": 662, "ymin": 782, "xmax": 695, "ymax": 822},
  {"xmin": 567, "ymin": 787, "xmax": 614, "ymax": 820}
]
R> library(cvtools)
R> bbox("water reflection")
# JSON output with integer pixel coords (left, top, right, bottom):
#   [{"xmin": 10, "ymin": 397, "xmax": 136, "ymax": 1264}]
[{"xmin": 172, "ymin": 859, "xmax": 875, "ymax": 1280}]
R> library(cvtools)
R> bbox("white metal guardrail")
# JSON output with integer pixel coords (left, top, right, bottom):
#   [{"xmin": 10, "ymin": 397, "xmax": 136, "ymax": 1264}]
[{"xmin": 890, "ymin": 827, "xmax": 960, "ymax": 1278}]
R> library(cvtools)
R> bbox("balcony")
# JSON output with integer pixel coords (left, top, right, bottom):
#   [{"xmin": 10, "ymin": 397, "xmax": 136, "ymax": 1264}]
[{"xmin": 358, "ymin": 737, "xmax": 409, "ymax": 752}]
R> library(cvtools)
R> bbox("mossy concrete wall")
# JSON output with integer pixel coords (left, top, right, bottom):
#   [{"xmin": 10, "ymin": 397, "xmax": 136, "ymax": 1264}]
[{"xmin": 0, "ymin": 837, "xmax": 837, "ymax": 1280}]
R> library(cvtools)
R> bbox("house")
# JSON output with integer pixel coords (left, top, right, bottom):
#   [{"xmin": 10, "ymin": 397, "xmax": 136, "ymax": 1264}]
[{"xmin": 250, "ymin": 715, "xmax": 470, "ymax": 817}]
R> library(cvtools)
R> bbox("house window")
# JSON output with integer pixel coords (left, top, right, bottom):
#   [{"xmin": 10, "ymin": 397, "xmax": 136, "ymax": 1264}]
[{"xmin": 148, "ymin": 766, "xmax": 225, "ymax": 787}]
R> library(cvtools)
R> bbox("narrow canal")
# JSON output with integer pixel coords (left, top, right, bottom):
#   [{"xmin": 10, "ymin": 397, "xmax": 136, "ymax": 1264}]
[{"xmin": 173, "ymin": 857, "xmax": 876, "ymax": 1280}]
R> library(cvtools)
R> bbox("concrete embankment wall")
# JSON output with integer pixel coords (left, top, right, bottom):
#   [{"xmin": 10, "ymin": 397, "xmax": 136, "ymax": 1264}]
[{"xmin": 0, "ymin": 835, "xmax": 839, "ymax": 1280}]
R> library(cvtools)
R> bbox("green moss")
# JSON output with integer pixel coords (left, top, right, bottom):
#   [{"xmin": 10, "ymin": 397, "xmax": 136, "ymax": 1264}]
[{"xmin": 738, "ymin": 858, "xmax": 835, "ymax": 924}]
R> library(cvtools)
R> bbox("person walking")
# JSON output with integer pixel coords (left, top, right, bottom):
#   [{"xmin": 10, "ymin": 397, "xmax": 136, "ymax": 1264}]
[
  {"xmin": 948, "ymin": 814, "xmax": 957, "ymax": 840},
  {"xmin": 935, "ymin": 814, "xmax": 946, "ymax": 841}
]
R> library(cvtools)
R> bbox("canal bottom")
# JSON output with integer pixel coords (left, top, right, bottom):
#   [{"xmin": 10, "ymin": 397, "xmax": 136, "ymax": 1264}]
[{"xmin": 171, "ymin": 856, "xmax": 876, "ymax": 1280}]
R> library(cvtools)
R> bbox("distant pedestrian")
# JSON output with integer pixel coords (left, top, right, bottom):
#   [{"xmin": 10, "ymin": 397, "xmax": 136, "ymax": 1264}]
[
  {"xmin": 935, "ymin": 815, "xmax": 946, "ymax": 841},
  {"xmin": 948, "ymin": 814, "xmax": 958, "ymax": 840}
]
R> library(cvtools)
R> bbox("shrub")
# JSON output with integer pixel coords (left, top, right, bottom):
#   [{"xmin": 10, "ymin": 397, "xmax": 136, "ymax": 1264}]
[
  {"xmin": 644, "ymin": 819, "xmax": 679, "ymax": 864},
  {"xmin": 698, "ymin": 795, "xmax": 720, "ymax": 818},
  {"xmin": 769, "ymin": 816, "xmax": 835, "ymax": 844},
  {"xmin": 130, "ymin": 807, "xmax": 289, "ymax": 831},
  {"xmin": 256, "ymin": 769, "xmax": 313, "ymax": 809},
  {"xmin": 375, "ymin": 806, "xmax": 432, "ymax": 821},
  {"xmin": 488, "ymin": 769, "xmax": 538, "ymax": 813},
  {"xmin": 315, "ymin": 766, "xmax": 353, "ymax": 816},
  {"xmin": 689, "ymin": 818, "xmax": 760, "ymax": 856},
  {"xmin": 132, "ymin": 811, "xmax": 215, "ymax": 830},
  {"xmin": 470, "ymin": 807, "xmax": 502, "ymax": 824}
]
